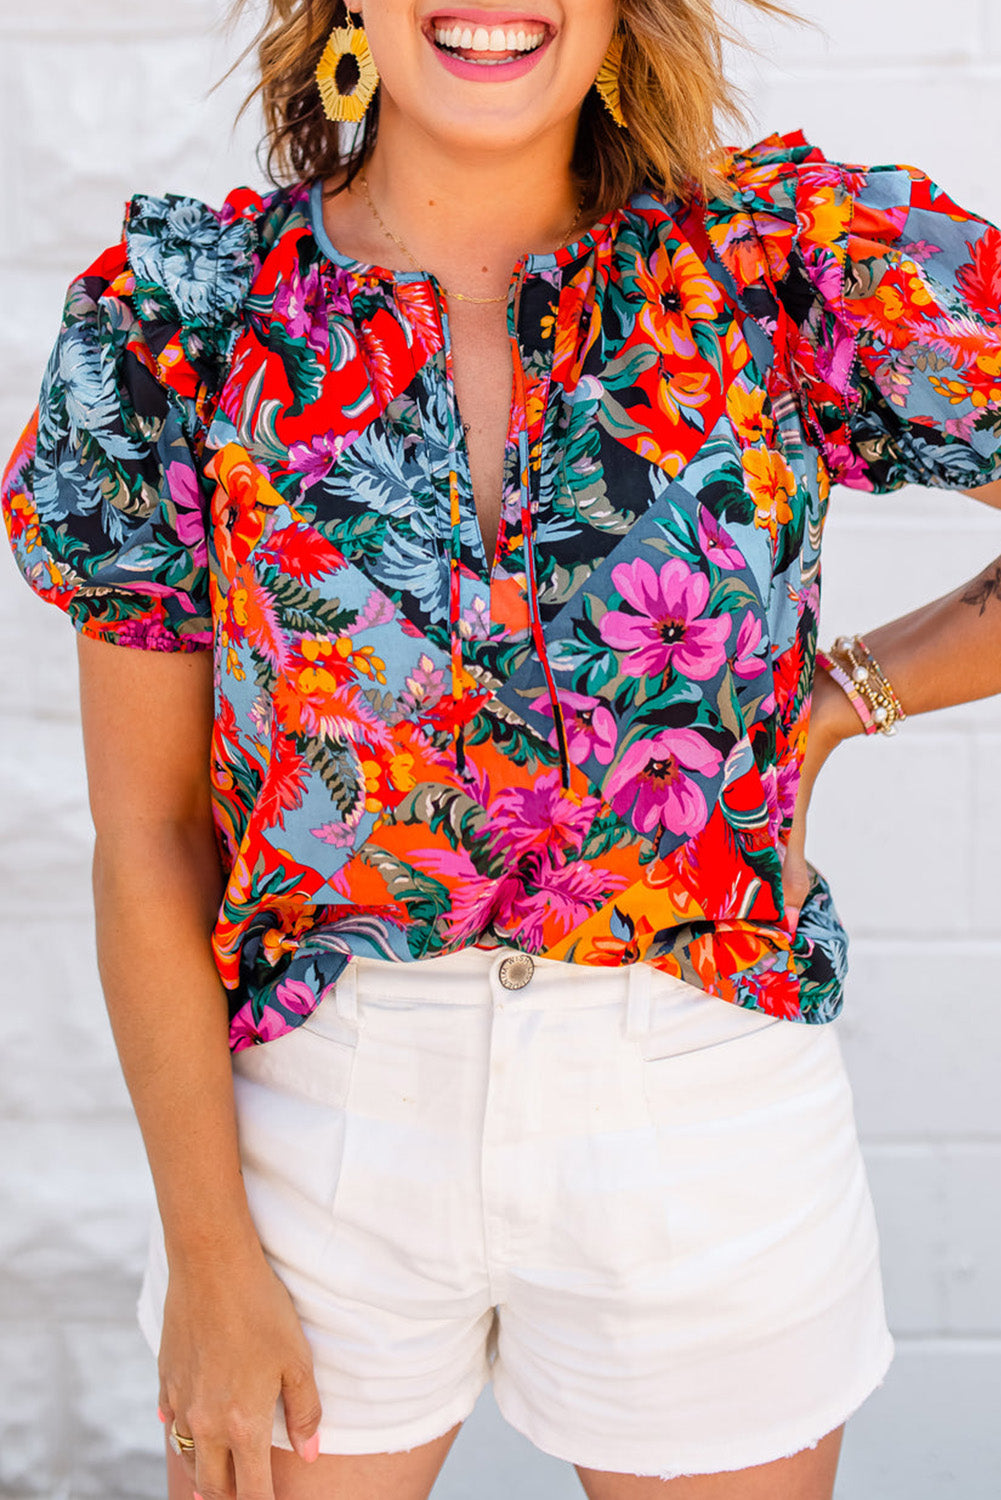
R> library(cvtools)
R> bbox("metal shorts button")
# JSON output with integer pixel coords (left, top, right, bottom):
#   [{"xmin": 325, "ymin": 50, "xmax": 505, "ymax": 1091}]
[{"xmin": 498, "ymin": 954, "xmax": 535, "ymax": 991}]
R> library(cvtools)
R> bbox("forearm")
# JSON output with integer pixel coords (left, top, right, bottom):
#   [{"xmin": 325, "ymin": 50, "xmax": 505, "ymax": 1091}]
[
  {"xmin": 93, "ymin": 821, "xmax": 261, "ymax": 1270},
  {"xmin": 860, "ymin": 553, "xmax": 1001, "ymax": 717},
  {"xmin": 811, "ymin": 550, "xmax": 1001, "ymax": 750}
]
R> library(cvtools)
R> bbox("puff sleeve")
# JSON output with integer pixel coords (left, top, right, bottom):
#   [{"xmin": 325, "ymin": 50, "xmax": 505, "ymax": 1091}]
[
  {"xmin": 708, "ymin": 132, "xmax": 1001, "ymax": 493},
  {"xmin": 2, "ymin": 189, "xmax": 263, "ymax": 649}
]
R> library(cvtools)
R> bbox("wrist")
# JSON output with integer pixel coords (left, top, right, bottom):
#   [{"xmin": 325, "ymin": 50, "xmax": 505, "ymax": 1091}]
[
  {"xmin": 810, "ymin": 664, "xmax": 864, "ymax": 750},
  {"xmin": 163, "ymin": 1205, "xmax": 264, "ymax": 1276}
]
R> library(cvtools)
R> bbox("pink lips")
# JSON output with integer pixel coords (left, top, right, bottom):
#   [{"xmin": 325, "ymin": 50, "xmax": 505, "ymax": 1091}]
[{"xmin": 425, "ymin": 10, "xmax": 554, "ymax": 83}]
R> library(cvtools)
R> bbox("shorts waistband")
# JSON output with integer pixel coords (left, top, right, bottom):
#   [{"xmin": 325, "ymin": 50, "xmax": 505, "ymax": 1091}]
[{"xmin": 333, "ymin": 949, "xmax": 700, "ymax": 1041}]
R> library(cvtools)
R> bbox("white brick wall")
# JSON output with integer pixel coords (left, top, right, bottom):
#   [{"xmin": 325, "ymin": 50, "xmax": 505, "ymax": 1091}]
[{"xmin": 1, "ymin": 3, "xmax": 999, "ymax": 1496}]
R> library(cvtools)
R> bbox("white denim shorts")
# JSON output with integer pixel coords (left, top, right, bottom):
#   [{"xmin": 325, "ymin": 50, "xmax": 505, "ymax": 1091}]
[{"xmin": 138, "ymin": 948, "xmax": 894, "ymax": 1478}]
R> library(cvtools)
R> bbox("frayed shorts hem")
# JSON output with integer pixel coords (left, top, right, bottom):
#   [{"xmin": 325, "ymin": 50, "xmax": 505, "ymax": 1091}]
[
  {"xmin": 276, "ymin": 1380, "xmax": 488, "ymax": 1457},
  {"xmin": 137, "ymin": 1283, "xmax": 489, "ymax": 1459},
  {"xmin": 492, "ymin": 1331, "xmax": 895, "ymax": 1479}
]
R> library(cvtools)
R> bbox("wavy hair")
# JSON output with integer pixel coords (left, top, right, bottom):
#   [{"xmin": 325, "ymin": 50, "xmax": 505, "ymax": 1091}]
[{"xmin": 231, "ymin": 0, "xmax": 801, "ymax": 212}]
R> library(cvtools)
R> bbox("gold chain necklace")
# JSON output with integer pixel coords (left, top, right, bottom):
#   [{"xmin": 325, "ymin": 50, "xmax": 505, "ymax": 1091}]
[{"xmin": 358, "ymin": 175, "xmax": 585, "ymax": 305}]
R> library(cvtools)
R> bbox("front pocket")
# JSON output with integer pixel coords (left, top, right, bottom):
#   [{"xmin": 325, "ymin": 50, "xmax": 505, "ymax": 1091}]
[
  {"xmin": 639, "ymin": 1002, "xmax": 841, "ymax": 1138},
  {"xmin": 638, "ymin": 984, "xmax": 782, "ymax": 1066},
  {"xmin": 232, "ymin": 1006, "xmax": 360, "ymax": 1213}
]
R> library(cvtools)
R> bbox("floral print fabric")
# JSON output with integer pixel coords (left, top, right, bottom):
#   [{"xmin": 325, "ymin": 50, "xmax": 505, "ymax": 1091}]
[{"xmin": 5, "ymin": 131, "xmax": 1000, "ymax": 1049}]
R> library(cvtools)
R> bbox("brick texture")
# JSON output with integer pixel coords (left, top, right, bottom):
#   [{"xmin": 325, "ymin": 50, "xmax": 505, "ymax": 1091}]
[{"xmin": 1, "ymin": 2, "xmax": 999, "ymax": 1497}]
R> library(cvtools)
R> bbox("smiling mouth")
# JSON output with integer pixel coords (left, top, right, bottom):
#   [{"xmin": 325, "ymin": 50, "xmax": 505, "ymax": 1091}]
[{"xmin": 428, "ymin": 17, "xmax": 551, "ymax": 65}]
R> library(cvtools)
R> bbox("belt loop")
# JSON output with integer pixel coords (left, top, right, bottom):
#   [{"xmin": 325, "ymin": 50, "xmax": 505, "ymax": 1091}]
[
  {"xmin": 625, "ymin": 960, "xmax": 652, "ymax": 1040},
  {"xmin": 334, "ymin": 959, "xmax": 359, "ymax": 1023}
]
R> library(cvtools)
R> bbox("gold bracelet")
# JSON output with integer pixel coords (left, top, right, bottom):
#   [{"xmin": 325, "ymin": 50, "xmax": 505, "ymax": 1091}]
[{"xmin": 821, "ymin": 634, "xmax": 907, "ymax": 737}]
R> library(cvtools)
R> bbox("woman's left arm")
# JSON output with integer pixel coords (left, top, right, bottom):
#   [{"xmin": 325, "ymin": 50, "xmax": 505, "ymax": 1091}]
[{"xmin": 783, "ymin": 480, "xmax": 1001, "ymax": 909}]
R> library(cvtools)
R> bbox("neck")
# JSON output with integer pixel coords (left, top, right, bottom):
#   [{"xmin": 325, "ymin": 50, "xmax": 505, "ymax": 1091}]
[{"xmin": 361, "ymin": 104, "xmax": 584, "ymax": 291}]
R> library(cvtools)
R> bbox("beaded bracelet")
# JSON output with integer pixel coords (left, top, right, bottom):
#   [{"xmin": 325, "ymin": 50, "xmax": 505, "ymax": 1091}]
[
  {"xmin": 815, "ymin": 650, "xmax": 878, "ymax": 734},
  {"xmin": 816, "ymin": 635, "xmax": 908, "ymax": 737}
]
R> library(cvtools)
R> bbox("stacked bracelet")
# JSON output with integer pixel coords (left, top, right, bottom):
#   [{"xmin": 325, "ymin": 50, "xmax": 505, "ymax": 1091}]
[{"xmin": 816, "ymin": 635, "xmax": 907, "ymax": 737}]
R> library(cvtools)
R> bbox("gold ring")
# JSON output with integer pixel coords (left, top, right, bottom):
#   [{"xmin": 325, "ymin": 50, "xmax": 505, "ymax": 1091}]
[{"xmin": 169, "ymin": 1423, "xmax": 196, "ymax": 1457}]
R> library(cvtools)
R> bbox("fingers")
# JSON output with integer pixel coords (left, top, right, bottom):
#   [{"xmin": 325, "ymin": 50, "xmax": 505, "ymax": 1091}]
[
  {"xmin": 189, "ymin": 1431, "xmax": 237, "ymax": 1500},
  {"xmin": 281, "ymin": 1356, "xmax": 323, "ymax": 1464},
  {"xmin": 231, "ymin": 1440, "xmax": 279, "ymax": 1500},
  {"xmin": 158, "ymin": 1378, "xmax": 174, "ymax": 1431}
]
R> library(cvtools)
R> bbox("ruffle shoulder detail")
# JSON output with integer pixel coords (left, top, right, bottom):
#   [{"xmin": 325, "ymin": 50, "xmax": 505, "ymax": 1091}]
[
  {"xmin": 704, "ymin": 130, "xmax": 1001, "ymax": 492},
  {"xmin": 123, "ymin": 185, "xmax": 275, "ymax": 396},
  {"xmin": 1, "ymin": 185, "xmax": 302, "ymax": 652}
]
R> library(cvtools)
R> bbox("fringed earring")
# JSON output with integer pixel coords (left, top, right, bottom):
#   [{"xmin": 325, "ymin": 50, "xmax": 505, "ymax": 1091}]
[
  {"xmin": 595, "ymin": 33, "xmax": 627, "ymax": 129},
  {"xmin": 316, "ymin": 4, "xmax": 380, "ymax": 125}
]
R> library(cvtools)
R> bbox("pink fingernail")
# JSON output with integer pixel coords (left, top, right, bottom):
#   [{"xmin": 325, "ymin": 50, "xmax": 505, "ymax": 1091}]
[
  {"xmin": 157, "ymin": 1407, "xmax": 167, "ymax": 1424},
  {"xmin": 302, "ymin": 1432, "xmax": 320, "ymax": 1463},
  {"xmin": 194, "ymin": 1493, "xmax": 205, "ymax": 1500}
]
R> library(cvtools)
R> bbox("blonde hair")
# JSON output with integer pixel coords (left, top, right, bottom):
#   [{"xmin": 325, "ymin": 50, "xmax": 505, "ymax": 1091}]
[{"xmin": 232, "ymin": 0, "xmax": 801, "ymax": 212}]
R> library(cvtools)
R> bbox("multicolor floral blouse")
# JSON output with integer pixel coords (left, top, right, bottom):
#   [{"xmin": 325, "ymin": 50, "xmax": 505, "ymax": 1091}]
[{"xmin": 5, "ymin": 132, "xmax": 1001, "ymax": 1049}]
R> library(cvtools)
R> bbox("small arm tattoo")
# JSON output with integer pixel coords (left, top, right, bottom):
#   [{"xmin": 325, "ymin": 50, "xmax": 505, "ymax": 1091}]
[{"xmin": 962, "ymin": 565, "xmax": 1001, "ymax": 615}]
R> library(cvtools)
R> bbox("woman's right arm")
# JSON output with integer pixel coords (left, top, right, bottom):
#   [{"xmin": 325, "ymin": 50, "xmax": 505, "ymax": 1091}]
[{"xmin": 77, "ymin": 634, "xmax": 322, "ymax": 1500}]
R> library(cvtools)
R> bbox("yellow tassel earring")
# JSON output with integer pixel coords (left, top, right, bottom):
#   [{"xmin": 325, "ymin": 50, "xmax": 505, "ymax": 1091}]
[
  {"xmin": 316, "ymin": 5, "xmax": 380, "ymax": 125},
  {"xmin": 595, "ymin": 33, "xmax": 627, "ymax": 129}
]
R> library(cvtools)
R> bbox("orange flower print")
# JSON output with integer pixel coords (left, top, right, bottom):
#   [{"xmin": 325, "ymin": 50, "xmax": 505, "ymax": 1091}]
[
  {"xmin": 584, "ymin": 910, "xmax": 655, "ymax": 966},
  {"xmin": 742, "ymin": 447, "xmax": 796, "ymax": 541},
  {"xmin": 727, "ymin": 382, "xmax": 775, "ymax": 447}
]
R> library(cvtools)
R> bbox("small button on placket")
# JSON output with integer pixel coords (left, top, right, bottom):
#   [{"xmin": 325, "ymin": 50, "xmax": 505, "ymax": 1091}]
[{"xmin": 498, "ymin": 954, "xmax": 535, "ymax": 992}]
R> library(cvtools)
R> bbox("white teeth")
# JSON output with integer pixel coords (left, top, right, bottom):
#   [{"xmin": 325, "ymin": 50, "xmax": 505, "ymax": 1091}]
[{"xmin": 432, "ymin": 20, "xmax": 547, "ymax": 54}]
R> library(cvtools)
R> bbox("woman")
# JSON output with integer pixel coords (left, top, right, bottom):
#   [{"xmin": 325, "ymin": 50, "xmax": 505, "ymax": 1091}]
[{"xmin": 4, "ymin": 0, "xmax": 1000, "ymax": 1494}]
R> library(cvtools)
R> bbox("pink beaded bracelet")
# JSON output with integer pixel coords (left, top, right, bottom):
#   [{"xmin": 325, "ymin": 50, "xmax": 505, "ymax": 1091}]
[
  {"xmin": 815, "ymin": 650, "xmax": 878, "ymax": 735},
  {"xmin": 816, "ymin": 636, "xmax": 908, "ymax": 737}
]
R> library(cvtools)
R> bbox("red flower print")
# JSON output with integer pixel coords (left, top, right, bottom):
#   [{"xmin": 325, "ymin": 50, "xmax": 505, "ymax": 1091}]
[
  {"xmin": 258, "ymin": 522, "xmax": 345, "ymax": 584},
  {"xmin": 257, "ymin": 730, "xmax": 310, "ymax": 830},
  {"xmin": 746, "ymin": 966, "xmax": 801, "ymax": 1020},
  {"xmin": 956, "ymin": 227, "xmax": 1001, "ymax": 324}
]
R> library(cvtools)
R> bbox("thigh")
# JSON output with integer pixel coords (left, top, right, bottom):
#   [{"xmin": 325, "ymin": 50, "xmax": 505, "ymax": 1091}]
[
  {"xmin": 166, "ymin": 1423, "xmax": 463, "ymax": 1500},
  {"xmin": 575, "ymin": 1424, "xmax": 844, "ymax": 1500}
]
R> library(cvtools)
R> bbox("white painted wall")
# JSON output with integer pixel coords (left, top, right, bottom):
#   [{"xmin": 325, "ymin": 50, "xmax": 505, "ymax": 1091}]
[{"xmin": 1, "ymin": 2, "xmax": 998, "ymax": 1496}]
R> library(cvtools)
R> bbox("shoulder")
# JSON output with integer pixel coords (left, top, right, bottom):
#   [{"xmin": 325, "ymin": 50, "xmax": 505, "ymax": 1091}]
[
  {"xmin": 703, "ymin": 129, "xmax": 990, "ymax": 286},
  {"xmin": 121, "ymin": 182, "xmax": 309, "ymax": 364}
]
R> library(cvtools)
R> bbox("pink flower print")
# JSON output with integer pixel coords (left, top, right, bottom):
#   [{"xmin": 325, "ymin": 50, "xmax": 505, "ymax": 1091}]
[
  {"xmin": 600, "ymin": 557, "xmax": 731, "ymax": 681},
  {"xmin": 604, "ymin": 729, "xmax": 723, "ymax": 837},
  {"xmin": 499, "ymin": 859, "xmax": 628, "ymax": 949},
  {"xmin": 411, "ymin": 845, "xmax": 516, "ymax": 946},
  {"xmin": 397, "ymin": 653, "xmax": 448, "ymax": 716},
  {"xmin": 529, "ymin": 690, "xmax": 617, "ymax": 766},
  {"xmin": 166, "ymin": 461, "xmax": 207, "ymax": 566},
  {"xmin": 487, "ymin": 771, "xmax": 604, "ymax": 864},
  {"xmin": 353, "ymin": 587, "xmax": 397, "ymax": 632},
  {"xmin": 459, "ymin": 594, "xmax": 490, "ymax": 642},
  {"xmin": 311, "ymin": 812, "xmax": 364, "ymax": 848},
  {"xmin": 230, "ymin": 999, "xmax": 293, "ymax": 1050},
  {"xmin": 698, "ymin": 508, "xmax": 745, "ymax": 570},
  {"xmin": 761, "ymin": 759, "xmax": 800, "ymax": 845},
  {"xmin": 274, "ymin": 978, "xmax": 316, "ymax": 1014},
  {"xmin": 732, "ymin": 609, "xmax": 769, "ymax": 680},
  {"xmin": 288, "ymin": 429, "xmax": 360, "ymax": 480},
  {"xmin": 273, "ymin": 261, "xmax": 328, "ymax": 352}
]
